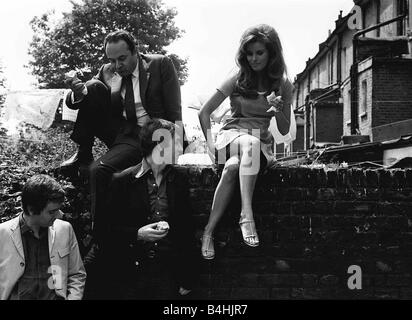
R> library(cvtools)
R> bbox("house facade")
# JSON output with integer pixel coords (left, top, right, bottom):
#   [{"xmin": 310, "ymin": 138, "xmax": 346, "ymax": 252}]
[{"xmin": 290, "ymin": 0, "xmax": 412, "ymax": 153}]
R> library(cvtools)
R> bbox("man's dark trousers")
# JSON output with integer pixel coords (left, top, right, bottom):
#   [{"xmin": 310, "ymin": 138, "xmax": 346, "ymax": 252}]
[{"xmin": 71, "ymin": 79, "xmax": 142, "ymax": 241}]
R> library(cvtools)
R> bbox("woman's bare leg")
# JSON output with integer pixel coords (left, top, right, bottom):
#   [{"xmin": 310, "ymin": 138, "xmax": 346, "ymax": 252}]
[
  {"xmin": 232, "ymin": 135, "xmax": 261, "ymax": 246},
  {"xmin": 204, "ymin": 155, "xmax": 240, "ymax": 236}
]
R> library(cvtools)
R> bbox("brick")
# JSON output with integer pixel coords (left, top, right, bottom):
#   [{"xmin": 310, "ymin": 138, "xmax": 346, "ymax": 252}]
[
  {"xmin": 234, "ymin": 274, "xmax": 259, "ymax": 288},
  {"xmin": 373, "ymin": 288, "xmax": 400, "ymax": 299},
  {"xmin": 290, "ymin": 201, "xmax": 316, "ymax": 215},
  {"xmin": 378, "ymin": 169, "xmax": 393, "ymax": 188},
  {"xmin": 259, "ymin": 274, "xmax": 301, "ymax": 287},
  {"xmin": 273, "ymin": 216, "xmax": 308, "ymax": 229},
  {"xmin": 230, "ymin": 288, "xmax": 269, "ymax": 299},
  {"xmin": 311, "ymin": 201, "xmax": 334, "ymax": 215},
  {"xmin": 316, "ymin": 188, "xmax": 336, "ymax": 201},
  {"xmin": 201, "ymin": 167, "xmax": 219, "ymax": 187},
  {"xmin": 315, "ymin": 168, "xmax": 327, "ymax": 187},
  {"xmin": 253, "ymin": 203, "xmax": 273, "ymax": 217},
  {"xmin": 365, "ymin": 169, "xmax": 379, "ymax": 188},
  {"xmin": 346, "ymin": 188, "xmax": 367, "ymax": 201},
  {"xmin": 392, "ymin": 170, "xmax": 407, "ymax": 188},
  {"xmin": 343, "ymin": 289, "xmax": 375, "ymax": 300},
  {"xmin": 284, "ymin": 188, "xmax": 316, "ymax": 201},
  {"xmin": 186, "ymin": 166, "xmax": 202, "ymax": 187},
  {"xmin": 377, "ymin": 202, "xmax": 412, "ymax": 216},
  {"xmin": 386, "ymin": 275, "xmax": 411, "ymax": 287},
  {"xmin": 272, "ymin": 168, "xmax": 290, "ymax": 187},
  {"xmin": 302, "ymin": 274, "xmax": 318, "ymax": 287},
  {"xmin": 336, "ymin": 169, "xmax": 349, "ymax": 188},
  {"xmin": 382, "ymin": 188, "xmax": 412, "ymax": 202},
  {"xmin": 334, "ymin": 201, "xmax": 376, "ymax": 215},
  {"xmin": 192, "ymin": 201, "xmax": 211, "ymax": 216},
  {"xmin": 189, "ymin": 188, "xmax": 216, "ymax": 201},
  {"xmin": 347, "ymin": 168, "xmax": 366, "ymax": 187},
  {"xmin": 400, "ymin": 288, "xmax": 412, "ymax": 300},
  {"xmin": 319, "ymin": 275, "xmax": 340, "ymax": 287},
  {"xmin": 287, "ymin": 167, "xmax": 301, "ymax": 187},
  {"xmin": 270, "ymin": 288, "xmax": 291, "ymax": 299},
  {"xmin": 405, "ymin": 169, "xmax": 412, "ymax": 188},
  {"xmin": 376, "ymin": 261, "xmax": 393, "ymax": 273},
  {"xmin": 326, "ymin": 170, "xmax": 338, "ymax": 187},
  {"xmin": 294, "ymin": 167, "xmax": 312, "ymax": 187},
  {"xmin": 371, "ymin": 274, "xmax": 386, "ymax": 286},
  {"xmin": 259, "ymin": 230, "xmax": 274, "ymax": 243},
  {"xmin": 196, "ymin": 288, "xmax": 231, "ymax": 299},
  {"xmin": 266, "ymin": 242, "xmax": 305, "ymax": 256},
  {"xmin": 364, "ymin": 188, "xmax": 382, "ymax": 201},
  {"xmin": 290, "ymin": 288, "xmax": 331, "ymax": 299}
]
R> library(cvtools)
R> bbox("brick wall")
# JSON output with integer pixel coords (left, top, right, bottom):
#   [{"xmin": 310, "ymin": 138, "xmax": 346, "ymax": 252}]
[
  {"xmin": 181, "ymin": 165, "xmax": 412, "ymax": 299},
  {"xmin": 372, "ymin": 58, "xmax": 412, "ymax": 128}
]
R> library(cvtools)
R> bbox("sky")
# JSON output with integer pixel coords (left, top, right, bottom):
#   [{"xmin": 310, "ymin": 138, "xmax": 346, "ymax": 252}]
[{"xmin": 0, "ymin": 0, "xmax": 355, "ymax": 99}]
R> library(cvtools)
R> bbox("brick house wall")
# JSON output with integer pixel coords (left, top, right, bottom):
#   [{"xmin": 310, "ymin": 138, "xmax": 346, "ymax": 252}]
[
  {"xmin": 372, "ymin": 58, "xmax": 412, "ymax": 129},
  {"xmin": 358, "ymin": 58, "xmax": 374, "ymax": 136}
]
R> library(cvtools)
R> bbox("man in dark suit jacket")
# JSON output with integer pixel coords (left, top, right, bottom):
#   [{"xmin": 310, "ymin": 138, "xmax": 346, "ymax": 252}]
[
  {"xmin": 61, "ymin": 30, "xmax": 182, "ymax": 250},
  {"xmin": 96, "ymin": 119, "xmax": 198, "ymax": 299}
]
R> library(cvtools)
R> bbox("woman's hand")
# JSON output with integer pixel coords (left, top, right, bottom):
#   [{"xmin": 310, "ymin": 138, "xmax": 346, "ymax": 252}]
[{"xmin": 266, "ymin": 91, "xmax": 284, "ymax": 113}]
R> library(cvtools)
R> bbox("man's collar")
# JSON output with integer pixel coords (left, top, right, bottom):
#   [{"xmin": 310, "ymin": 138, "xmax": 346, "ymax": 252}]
[
  {"xmin": 19, "ymin": 214, "xmax": 31, "ymax": 234},
  {"xmin": 131, "ymin": 59, "xmax": 139, "ymax": 78},
  {"xmin": 134, "ymin": 157, "xmax": 173, "ymax": 180},
  {"xmin": 135, "ymin": 157, "xmax": 151, "ymax": 179},
  {"xmin": 19, "ymin": 213, "xmax": 48, "ymax": 236},
  {"xmin": 114, "ymin": 58, "xmax": 139, "ymax": 78}
]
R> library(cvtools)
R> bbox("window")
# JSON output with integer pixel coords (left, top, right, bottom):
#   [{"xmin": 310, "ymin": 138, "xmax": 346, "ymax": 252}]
[
  {"xmin": 360, "ymin": 80, "xmax": 368, "ymax": 119},
  {"xmin": 342, "ymin": 48, "xmax": 347, "ymax": 79},
  {"xmin": 328, "ymin": 49, "xmax": 334, "ymax": 84}
]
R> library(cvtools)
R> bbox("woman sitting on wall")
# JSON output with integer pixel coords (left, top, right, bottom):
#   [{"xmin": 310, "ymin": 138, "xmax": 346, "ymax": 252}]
[{"xmin": 198, "ymin": 24, "xmax": 294, "ymax": 260}]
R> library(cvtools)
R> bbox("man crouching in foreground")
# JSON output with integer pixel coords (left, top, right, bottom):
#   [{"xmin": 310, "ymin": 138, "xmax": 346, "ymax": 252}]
[
  {"xmin": 97, "ymin": 118, "xmax": 198, "ymax": 299},
  {"xmin": 0, "ymin": 175, "xmax": 86, "ymax": 300}
]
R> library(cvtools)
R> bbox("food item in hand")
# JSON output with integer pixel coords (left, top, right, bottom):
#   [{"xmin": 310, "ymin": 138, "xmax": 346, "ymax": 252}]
[
  {"xmin": 156, "ymin": 221, "xmax": 170, "ymax": 231},
  {"xmin": 266, "ymin": 91, "xmax": 283, "ymax": 112}
]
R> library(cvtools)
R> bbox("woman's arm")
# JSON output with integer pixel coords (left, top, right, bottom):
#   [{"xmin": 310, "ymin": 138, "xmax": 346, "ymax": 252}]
[
  {"xmin": 271, "ymin": 79, "xmax": 294, "ymax": 136},
  {"xmin": 198, "ymin": 90, "xmax": 227, "ymax": 152}
]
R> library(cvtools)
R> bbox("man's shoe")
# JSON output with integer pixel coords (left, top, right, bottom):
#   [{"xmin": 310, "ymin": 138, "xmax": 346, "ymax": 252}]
[{"xmin": 60, "ymin": 151, "xmax": 93, "ymax": 171}]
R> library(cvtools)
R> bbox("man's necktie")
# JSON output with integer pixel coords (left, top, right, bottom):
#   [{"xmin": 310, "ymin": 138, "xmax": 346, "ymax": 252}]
[{"xmin": 123, "ymin": 75, "xmax": 137, "ymax": 125}]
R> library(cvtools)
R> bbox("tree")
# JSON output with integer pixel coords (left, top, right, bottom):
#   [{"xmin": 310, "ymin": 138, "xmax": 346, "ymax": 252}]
[
  {"xmin": 28, "ymin": 0, "xmax": 188, "ymax": 88},
  {"xmin": 0, "ymin": 60, "xmax": 6, "ymax": 108}
]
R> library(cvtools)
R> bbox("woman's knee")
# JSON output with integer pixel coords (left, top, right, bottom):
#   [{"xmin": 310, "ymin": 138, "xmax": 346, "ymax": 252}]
[{"xmin": 221, "ymin": 159, "xmax": 240, "ymax": 181}]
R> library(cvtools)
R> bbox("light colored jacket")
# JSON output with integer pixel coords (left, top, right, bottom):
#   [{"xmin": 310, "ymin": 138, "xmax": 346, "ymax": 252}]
[{"xmin": 0, "ymin": 216, "xmax": 86, "ymax": 300}]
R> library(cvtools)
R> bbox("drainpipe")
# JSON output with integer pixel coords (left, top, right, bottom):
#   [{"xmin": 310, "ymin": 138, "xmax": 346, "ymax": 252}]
[
  {"xmin": 337, "ymin": 33, "xmax": 342, "ymax": 85},
  {"xmin": 350, "ymin": 13, "xmax": 408, "ymax": 135}
]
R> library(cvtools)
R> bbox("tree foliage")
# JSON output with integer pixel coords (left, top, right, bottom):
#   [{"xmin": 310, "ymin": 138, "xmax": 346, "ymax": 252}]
[
  {"xmin": 0, "ymin": 60, "xmax": 6, "ymax": 108},
  {"xmin": 28, "ymin": 0, "xmax": 187, "ymax": 88}
]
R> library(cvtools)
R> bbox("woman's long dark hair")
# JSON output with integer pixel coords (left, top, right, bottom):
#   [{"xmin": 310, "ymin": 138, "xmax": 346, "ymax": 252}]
[{"xmin": 235, "ymin": 24, "xmax": 287, "ymax": 98}]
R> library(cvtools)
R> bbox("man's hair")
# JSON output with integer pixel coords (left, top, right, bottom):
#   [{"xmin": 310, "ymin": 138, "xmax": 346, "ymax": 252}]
[
  {"xmin": 140, "ymin": 119, "xmax": 176, "ymax": 157},
  {"xmin": 104, "ymin": 30, "xmax": 137, "ymax": 54},
  {"xmin": 21, "ymin": 175, "xmax": 65, "ymax": 215}
]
